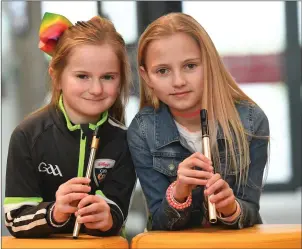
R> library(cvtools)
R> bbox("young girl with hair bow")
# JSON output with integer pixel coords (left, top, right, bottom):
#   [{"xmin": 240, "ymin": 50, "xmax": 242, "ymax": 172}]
[{"xmin": 4, "ymin": 12, "xmax": 136, "ymax": 238}]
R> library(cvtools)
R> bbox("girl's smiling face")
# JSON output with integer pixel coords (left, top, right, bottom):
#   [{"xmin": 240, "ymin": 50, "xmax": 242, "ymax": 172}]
[{"xmin": 58, "ymin": 44, "xmax": 121, "ymax": 124}]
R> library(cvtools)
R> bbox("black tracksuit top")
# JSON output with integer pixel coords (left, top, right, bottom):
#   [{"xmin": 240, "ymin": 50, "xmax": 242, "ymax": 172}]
[{"xmin": 4, "ymin": 101, "xmax": 136, "ymax": 238}]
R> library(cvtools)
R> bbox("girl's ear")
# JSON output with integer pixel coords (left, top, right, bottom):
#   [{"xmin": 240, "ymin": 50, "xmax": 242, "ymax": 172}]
[{"xmin": 139, "ymin": 66, "xmax": 153, "ymax": 88}]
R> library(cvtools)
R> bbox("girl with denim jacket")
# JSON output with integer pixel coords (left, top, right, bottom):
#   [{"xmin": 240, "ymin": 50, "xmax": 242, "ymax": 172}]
[{"xmin": 127, "ymin": 13, "xmax": 269, "ymax": 231}]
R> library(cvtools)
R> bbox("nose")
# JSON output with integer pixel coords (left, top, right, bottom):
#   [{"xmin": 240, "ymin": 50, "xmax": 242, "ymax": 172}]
[
  {"xmin": 88, "ymin": 79, "xmax": 103, "ymax": 95},
  {"xmin": 172, "ymin": 71, "xmax": 186, "ymax": 88}
]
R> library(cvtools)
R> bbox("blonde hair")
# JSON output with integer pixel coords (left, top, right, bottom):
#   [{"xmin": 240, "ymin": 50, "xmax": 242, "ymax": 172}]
[
  {"xmin": 48, "ymin": 16, "xmax": 131, "ymax": 124},
  {"xmin": 138, "ymin": 12, "xmax": 257, "ymax": 188}
]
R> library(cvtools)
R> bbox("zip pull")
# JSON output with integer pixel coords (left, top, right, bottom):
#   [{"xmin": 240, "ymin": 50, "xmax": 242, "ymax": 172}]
[{"xmin": 80, "ymin": 124, "xmax": 90, "ymax": 140}]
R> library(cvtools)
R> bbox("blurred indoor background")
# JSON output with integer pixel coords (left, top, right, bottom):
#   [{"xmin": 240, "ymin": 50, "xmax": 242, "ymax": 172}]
[{"xmin": 1, "ymin": 1, "xmax": 301, "ymax": 241}]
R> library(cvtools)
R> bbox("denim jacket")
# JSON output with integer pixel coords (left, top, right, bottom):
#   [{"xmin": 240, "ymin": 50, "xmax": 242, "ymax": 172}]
[{"xmin": 127, "ymin": 101, "xmax": 269, "ymax": 230}]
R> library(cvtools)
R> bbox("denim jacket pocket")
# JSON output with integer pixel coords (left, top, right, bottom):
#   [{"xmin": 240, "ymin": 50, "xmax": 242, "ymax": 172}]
[{"xmin": 153, "ymin": 153, "xmax": 186, "ymax": 180}]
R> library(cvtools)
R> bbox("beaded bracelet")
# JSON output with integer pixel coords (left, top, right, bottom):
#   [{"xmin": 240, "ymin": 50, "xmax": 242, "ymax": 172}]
[{"xmin": 166, "ymin": 181, "xmax": 192, "ymax": 210}]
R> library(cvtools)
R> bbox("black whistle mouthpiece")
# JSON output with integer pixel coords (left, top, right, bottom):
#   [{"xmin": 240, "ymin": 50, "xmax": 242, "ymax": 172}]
[{"xmin": 200, "ymin": 109, "xmax": 209, "ymax": 136}]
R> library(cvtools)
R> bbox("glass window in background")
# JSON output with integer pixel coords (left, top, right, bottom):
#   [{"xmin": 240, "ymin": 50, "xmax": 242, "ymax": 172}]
[
  {"xmin": 41, "ymin": 1, "xmax": 138, "ymax": 45},
  {"xmin": 41, "ymin": 1, "xmax": 98, "ymax": 24},
  {"xmin": 101, "ymin": 1, "xmax": 137, "ymax": 44},
  {"xmin": 183, "ymin": 1, "xmax": 290, "ymax": 185}
]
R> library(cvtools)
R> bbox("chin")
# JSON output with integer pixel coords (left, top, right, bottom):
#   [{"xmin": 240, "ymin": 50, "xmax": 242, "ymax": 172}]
[
  {"xmin": 79, "ymin": 105, "xmax": 108, "ymax": 117},
  {"xmin": 85, "ymin": 109, "xmax": 107, "ymax": 117},
  {"xmin": 169, "ymin": 103, "xmax": 197, "ymax": 112}
]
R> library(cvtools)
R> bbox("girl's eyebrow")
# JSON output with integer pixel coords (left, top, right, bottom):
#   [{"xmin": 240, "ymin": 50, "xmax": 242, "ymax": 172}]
[
  {"xmin": 151, "ymin": 63, "xmax": 169, "ymax": 69},
  {"xmin": 72, "ymin": 70, "xmax": 90, "ymax": 74},
  {"xmin": 103, "ymin": 72, "xmax": 120, "ymax": 75},
  {"xmin": 72, "ymin": 70, "xmax": 120, "ymax": 75},
  {"xmin": 182, "ymin": 58, "xmax": 201, "ymax": 63}
]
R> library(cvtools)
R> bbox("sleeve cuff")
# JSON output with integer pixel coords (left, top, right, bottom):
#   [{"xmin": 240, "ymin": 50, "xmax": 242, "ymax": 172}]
[
  {"xmin": 217, "ymin": 200, "xmax": 242, "ymax": 224},
  {"xmin": 47, "ymin": 203, "xmax": 71, "ymax": 228}
]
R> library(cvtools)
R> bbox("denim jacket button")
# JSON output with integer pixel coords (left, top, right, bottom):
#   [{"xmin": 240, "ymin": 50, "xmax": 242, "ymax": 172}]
[{"xmin": 168, "ymin": 164, "xmax": 175, "ymax": 171}]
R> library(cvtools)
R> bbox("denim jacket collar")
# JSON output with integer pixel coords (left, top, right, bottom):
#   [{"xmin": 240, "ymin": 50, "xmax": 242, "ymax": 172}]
[
  {"xmin": 154, "ymin": 103, "xmax": 225, "ymax": 149},
  {"xmin": 154, "ymin": 103, "xmax": 180, "ymax": 149}
]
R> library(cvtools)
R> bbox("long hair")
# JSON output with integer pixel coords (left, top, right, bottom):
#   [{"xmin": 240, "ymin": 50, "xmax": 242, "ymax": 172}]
[
  {"xmin": 137, "ymin": 12, "xmax": 258, "ymax": 188},
  {"xmin": 47, "ymin": 16, "xmax": 131, "ymax": 124}
]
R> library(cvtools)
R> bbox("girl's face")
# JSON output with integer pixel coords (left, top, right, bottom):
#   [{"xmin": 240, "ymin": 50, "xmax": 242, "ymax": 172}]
[
  {"xmin": 141, "ymin": 33, "xmax": 204, "ymax": 114},
  {"xmin": 58, "ymin": 44, "xmax": 121, "ymax": 124}
]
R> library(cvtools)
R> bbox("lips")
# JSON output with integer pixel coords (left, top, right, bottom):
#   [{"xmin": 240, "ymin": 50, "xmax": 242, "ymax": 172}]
[
  {"xmin": 86, "ymin": 99, "xmax": 101, "ymax": 101},
  {"xmin": 170, "ymin": 91, "xmax": 191, "ymax": 96},
  {"xmin": 84, "ymin": 98, "xmax": 105, "ymax": 101}
]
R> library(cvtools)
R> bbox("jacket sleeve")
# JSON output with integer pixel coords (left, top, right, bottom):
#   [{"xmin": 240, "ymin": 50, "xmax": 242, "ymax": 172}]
[
  {"xmin": 221, "ymin": 105, "xmax": 270, "ymax": 229},
  {"xmin": 4, "ymin": 127, "xmax": 71, "ymax": 238},
  {"xmin": 86, "ymin": 139, "xmax": 137, "ymax": 236},
  {"xmin": 127, "ymin": 117, "xmax": 193, "ymax": 231}
]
